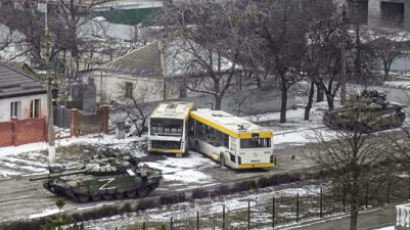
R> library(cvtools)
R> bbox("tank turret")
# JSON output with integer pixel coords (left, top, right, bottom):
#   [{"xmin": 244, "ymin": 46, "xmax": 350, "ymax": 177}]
[
  {"xmin": 323, "ymin": 90, "xmax": 405, "ymax": 133},
  {"xmin": 30, "ymin": 160, "xmax": 162, "ymax": 202}
]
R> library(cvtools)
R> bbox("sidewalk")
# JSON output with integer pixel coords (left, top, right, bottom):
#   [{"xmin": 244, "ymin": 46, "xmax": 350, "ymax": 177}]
[{"xmin": 283, "ymin": 204, "xmax": 399, "ymax": 230}]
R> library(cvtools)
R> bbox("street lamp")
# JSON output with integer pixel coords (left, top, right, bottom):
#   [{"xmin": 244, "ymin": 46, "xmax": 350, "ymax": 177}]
[{"xmin": 38, "ymin": 0, "xmax": 55, "ymax": 164}]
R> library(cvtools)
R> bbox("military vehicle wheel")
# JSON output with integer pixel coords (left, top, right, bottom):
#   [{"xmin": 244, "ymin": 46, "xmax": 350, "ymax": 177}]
[
  {"xmin": 137, "ymin": 187, "xmax": 149, "ymax": 197},
  {"xmin": 102, "ymin": 193, "xmax": 113, "ymax": 200},
  {"xmin": 126, "ymin": 190, "xmax": 137, "ymax": 198},
  {"xmin": 91, "ymin": 194, "xmax": 101, "ymax": 201},
  {"xmin": 78, "ymin": 194, "xmax": 89, "ymax": 203},
  {"xmin": 115, "ymin": 192, "xmax": 124, "ymax": 199}
]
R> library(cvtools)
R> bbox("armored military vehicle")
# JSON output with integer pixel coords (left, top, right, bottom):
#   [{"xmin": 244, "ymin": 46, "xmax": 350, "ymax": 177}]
[
  {"xmin": 323, "ymin": 90, "xmax": 405, "ymax": 133},
  {"xmin": 30, "ymin": 161, "xmax": 162, "ymax": 202}
]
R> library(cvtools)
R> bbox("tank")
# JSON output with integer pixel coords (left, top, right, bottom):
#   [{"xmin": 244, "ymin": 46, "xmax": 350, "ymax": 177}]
[
  {"xmin": 30, "ymin": 160, "xmax": 162, "ymax": 203},
  {"xmin": 323, "ymin": 90, "xmax": 406, "ymax": 133}
]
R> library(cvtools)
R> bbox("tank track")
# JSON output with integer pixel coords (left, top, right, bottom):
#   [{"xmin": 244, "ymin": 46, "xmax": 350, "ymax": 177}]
[
  {"xmin": 44, "ymin": 182, "xmax": 157, "ymax": 203},
  {"xmin": 323, "ymin": 110, "xmax": 405, "ymax": 133}
]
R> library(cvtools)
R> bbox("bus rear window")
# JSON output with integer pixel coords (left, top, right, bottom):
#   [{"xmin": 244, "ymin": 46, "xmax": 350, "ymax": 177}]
[
  {"xmin": 240, "ymin": 138, "xmax": 271, "ymax": 148},
  {"xmin": 150, "ymin": 118, "xmax": 183, "ymax": 136}
]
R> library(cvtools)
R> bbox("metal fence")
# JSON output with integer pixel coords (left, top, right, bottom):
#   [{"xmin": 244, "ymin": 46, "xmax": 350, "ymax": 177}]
[
  {"xmin": 124, "ymin": 178, "xmax": 410, "ymax": 230},
  {"xmin": 54, "ymin": 105, "xmax": 71, "ymax": 129}
]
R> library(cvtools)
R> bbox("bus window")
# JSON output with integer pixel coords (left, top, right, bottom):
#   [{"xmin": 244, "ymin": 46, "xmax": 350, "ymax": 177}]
[
  {"xmin": 240, "ymin": 138, "xmax": 271, "ymax": 148},
  {"xmin": 150, "ymin": 118, "xmax": 183, "ymax": 136},
  {"xmin": 215, "ymin": 130, "xmax": 229, "ymax": 148},
  {"xmin": 196, "ymin": 122, "xmax": 205, "ymax": 139},
  {"xmin": 205, "ymin": 126, "xmax": 216, "ymax": 144}
]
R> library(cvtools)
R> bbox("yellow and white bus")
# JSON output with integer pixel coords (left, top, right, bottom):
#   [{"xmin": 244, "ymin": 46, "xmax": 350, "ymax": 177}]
[
  {"xmin": 148, "ymin": 102, "xmax": 194, "ymax": 156},
  {"xmin": 189, "ymin": 109, "xmax": 274, "ymax": 169}
]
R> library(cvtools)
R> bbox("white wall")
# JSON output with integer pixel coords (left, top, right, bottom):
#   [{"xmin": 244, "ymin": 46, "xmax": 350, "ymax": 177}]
[
  {"xmin": 91, "ymin": 70, "xmax": 179, "ymax": 104},
  {"xmin": 0, "ymin": 93, "xmax": 47, "ymax": 123}
]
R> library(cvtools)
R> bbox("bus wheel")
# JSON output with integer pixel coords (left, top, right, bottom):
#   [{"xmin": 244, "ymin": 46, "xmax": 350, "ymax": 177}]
[{"xmin": 220, "ymin": 153, "xmax": 225, "ymax": 167}]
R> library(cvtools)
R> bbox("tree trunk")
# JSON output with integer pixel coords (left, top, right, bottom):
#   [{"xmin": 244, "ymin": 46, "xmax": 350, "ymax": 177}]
[
  {"xmin": 215, "ymin": 95, "xmax": 222, "ymax": 110},
  {"xmin": 340, "ymin": 38, "xmax": 347, "ymax": 104},
  {"xmin": 304, "ymin": 81, "xmax": 315, "ymax": 120},
  {"xmin": 349, "ymin": 208, "xmax": 358, "ymax": 230},
  {"xmin": 326, "ymin": 93, "xmax": 334, "ymax": 110},
  {"xmin": 383, "ymin": 62, "xmax": 391, "ymax": 81},
  {"xmin": 280, "ymin": 76, "xmax": 288, "ymax": 123},
  {"xmin": 316, "ymin": 84, "xmax": 324, "ymax": 102}
]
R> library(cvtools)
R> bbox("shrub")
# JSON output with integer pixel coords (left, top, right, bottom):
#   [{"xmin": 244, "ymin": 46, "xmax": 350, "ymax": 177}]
[
  {"xmin": 258, "ymin": 173, "xmax": 301, "ymax": 188},
  {"xmin": 160, "ymin": 193, "xmax": 187, "ymax": 205},
  {"xmin": 191, "ymin": 189, "xmax": 209, "ymax": 199},
  {"xmin": 234, "ymin": 180, "xmax": 258, "ymax": 192},
  {"xmin": 212, "ymin": 185, "xmax": 231, "ymax": 196},
  {"xmin": 137, "ymin": 198, "xmax": 157, "ymax": 211},
  {"xmin": 120, "ymin": 202, "xmax": 133, "ymax": 213}
]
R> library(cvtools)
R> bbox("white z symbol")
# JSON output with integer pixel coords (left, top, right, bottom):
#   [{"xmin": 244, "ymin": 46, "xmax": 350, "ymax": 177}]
[{"xmin": 98, "ymin": 178, "xmax": 116, "ymax": 190}]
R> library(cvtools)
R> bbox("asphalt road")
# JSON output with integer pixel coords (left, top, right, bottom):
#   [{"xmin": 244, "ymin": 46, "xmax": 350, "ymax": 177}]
[
  {"xmin": 288, "ymin": 204, "xmax": 397, "ymax": 230},
  {"xmin": 0, "ymin": 143, "xmax": 316, "ymax": 224}
]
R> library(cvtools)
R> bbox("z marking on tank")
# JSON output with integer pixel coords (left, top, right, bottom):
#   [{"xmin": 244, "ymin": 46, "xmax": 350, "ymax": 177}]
[{"xmin": 98, "ymin": 178, "xmax": 116, "ymax": 190}]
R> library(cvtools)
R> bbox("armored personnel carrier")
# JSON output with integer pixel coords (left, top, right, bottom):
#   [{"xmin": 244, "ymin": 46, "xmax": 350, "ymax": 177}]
[
  {"xmin": 323, "ymin": 90, "xmax": 405, "ymax": 133},
  {"xmin": 30, "ymin": 159, "xmax": 162, "ymax": 202}
]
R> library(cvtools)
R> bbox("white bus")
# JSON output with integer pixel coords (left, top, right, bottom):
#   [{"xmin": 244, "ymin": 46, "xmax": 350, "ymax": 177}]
[
  {"xmin": 189, "ymin": 109, "xmax": 274, "ymax": 169},
  {"xmin": 148, "ymin": 102, "xmax": 194, "ymax": 156}
]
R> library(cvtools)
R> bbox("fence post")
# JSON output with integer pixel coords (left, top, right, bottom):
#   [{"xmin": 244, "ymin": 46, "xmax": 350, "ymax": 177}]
[
  {"xmin": 320, "ymin": 186, "xmax": 323, "ymax": 218},
  {"xmin": 102, "ymin": 106, "xmax": 109, "ymax": 133},
  {"xmin": 248, "ymin": 200, "xmax": 250, "ymax": 230},
  {"xmin": 70, "ymin": 109, "xmax": 78, "ymax": 136},
  {"xmin": 197, "ymin": 211, "xmax": 199, "ymax": 230},
  {"xmin": 387, "ymin": 180, "xmax": 391, "ymax": 203},
  {"xmin": 170, "ymin": 217, "xmax": 173, "ymax": 230},
  {"xmin": 272, "ymin": 196, "xmax": 275, "ymax": 228},
  {"xmin": 296, "ymin": 193, "xmax": 299, "ymax": 223},
  {"xmin": 142, "ymin": 222, "xmax": 145, "ymax": 230},
  {"xmin": 10, "ymin": 118, "xmax": 17, "ymax": 146},
  {"xmin": 222, "ymin": 205, "xmax": 225, "ymax": 230}
]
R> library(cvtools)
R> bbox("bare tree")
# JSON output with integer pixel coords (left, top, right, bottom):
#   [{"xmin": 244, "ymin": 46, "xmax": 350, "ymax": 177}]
[
  {"xmin": 310, "ymin": 105, "xmax": 393, "ymax": 230},
  {"xmin": 367, "ymin": 30, "xmax": 408, "ymax": 81},
  {"xmin": 160, "ymin": 0, "xmax": 249, "ymax": 110},
  {"xmin": 245, "ymin": 0, "xmax": 308, "ymax": 123},
  {"xmin": 302, "ymin": 0, "xmax": 345, "ymax": 119},
  {"xmin": 0, "ymin": 1, "xmax": 19, "ymax": 55},
  {"xmin": 119, "ymin": 82, "xmax": 162, "ymax": 137}
]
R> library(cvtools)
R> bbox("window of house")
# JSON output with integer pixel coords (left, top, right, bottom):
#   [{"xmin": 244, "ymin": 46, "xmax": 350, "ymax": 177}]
[
  {"xmin": 125, "ymin": 82, "xmax": 133, "ymax": 98},
  {"xmin": 10, "ymin": 101, "xmax": 20, "ymax": 119},
  {"xmin": 30, "ymin": 99, "xmax": 40, "ymax": 118}
]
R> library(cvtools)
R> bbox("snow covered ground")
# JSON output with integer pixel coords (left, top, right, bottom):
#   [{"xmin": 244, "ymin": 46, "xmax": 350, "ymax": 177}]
[
  {"xmin": 81, "ymin": 183, "xmax": 327, "ymax": 230},
  {"xmin": 384, "ymin": 80, "xmax": 410, "ymax": 90}
]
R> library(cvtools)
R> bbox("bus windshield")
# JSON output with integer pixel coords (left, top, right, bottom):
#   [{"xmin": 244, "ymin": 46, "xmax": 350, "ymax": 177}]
[
  {"xmin": 240, "ymin": 138, "xmax": 271, "ymax": 149},
  {"xmin": 150, "ymin": 118, "xmax": 184, "ymax": 136}
]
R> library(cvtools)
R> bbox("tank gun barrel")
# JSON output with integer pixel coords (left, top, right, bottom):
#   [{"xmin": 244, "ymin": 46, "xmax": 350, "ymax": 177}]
[{"xmin": 29, "ymin": 169, "xmax": 87, "ymax": 181}]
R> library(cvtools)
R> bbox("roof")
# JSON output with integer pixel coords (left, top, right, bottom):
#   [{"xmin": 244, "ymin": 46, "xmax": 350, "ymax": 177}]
[
  {"xmin": 0, "ymin": 63, "xmax": 46, "ymax": 99},
  {"xmin": 150, "ymin": 101, "xmax": 194, "ymax": 120},
  {"xmin": 100, "ymin": 39, "xmax": 236, "ymax": 78},
  {"xmin": 190, "ymin": 109, "xmax": 273, "ymax": 139},
  {"xmin": 102, "ymin": 41, "xmax": 163, "ymax": 77}
]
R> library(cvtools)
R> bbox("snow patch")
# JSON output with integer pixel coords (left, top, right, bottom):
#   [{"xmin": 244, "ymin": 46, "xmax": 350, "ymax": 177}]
[{"xmin": 28, "ymin": 208, "xmax": 60, "ymax": 219}]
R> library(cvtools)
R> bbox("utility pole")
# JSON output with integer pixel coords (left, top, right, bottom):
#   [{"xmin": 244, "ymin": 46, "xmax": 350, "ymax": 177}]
[{"xmin": 39, "ymin": 0, "xmax": 55, "ymax": 164}]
